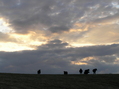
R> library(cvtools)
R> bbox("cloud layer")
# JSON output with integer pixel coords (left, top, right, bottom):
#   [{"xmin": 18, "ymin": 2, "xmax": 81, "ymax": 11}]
[
  {"xmin": 0, "ymin": 0, "xmax": 119, "ymax": 74},
  {"xmin": 0, "ymin": 40, "xmax": 119, "ymax": 74}
]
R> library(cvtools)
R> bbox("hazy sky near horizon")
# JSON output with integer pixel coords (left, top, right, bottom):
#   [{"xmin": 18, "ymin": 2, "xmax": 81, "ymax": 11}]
[{"xmin": 0, "ymin": 0, "xmax": 119, "ymax": 74}]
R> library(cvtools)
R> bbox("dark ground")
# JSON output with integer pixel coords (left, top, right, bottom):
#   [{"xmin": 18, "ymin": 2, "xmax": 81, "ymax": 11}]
[{"xmin": 0, "ymin": 73, "xmax": 119, "ymax": 89}]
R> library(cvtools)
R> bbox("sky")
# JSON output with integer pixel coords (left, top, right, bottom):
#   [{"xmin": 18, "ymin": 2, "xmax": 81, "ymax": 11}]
[{"xmin": 0, "ymin": 0, "xmax": 119, "ymax": 74}]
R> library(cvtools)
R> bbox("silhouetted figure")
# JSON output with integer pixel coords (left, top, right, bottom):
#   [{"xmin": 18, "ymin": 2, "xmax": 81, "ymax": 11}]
[
  {"xmin": 92, "ymin": 68, "xmax": 97, "ymax": 74},
  {"xmin": 64, "ymin": 71, "xmax": 68, "ymax": 75},
  {"xmin": 37, "ymin": 69, "xmax": 41, "ymax": 74},
  {"xmin": 79, "ymin": 69, "xmax": 83, "ymax": 74},
  {"xmin": 84, "ymin": 69, "xmax": 90, "ymax": 74}
]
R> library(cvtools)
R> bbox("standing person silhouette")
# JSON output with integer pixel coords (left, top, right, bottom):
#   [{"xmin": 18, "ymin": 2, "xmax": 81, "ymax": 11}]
[
  {"xmin": 92, "ymin": 68, "xmax": 97, "ymax": 74},
  {"xmin": 79, "ymin": 68, "xmax": 83, "ymax": 74},
  {"xmin": 37, "ymin": 69, "xmax": 41, "ymax": 74}
]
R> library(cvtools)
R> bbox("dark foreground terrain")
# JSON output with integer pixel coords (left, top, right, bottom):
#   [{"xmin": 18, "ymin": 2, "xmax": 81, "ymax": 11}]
[{"xmin": 0, "ymin": 73, "xmax": 119, "ymax": 89}]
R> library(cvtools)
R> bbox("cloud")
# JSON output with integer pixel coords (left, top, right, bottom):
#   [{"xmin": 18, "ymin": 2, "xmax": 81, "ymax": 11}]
[
  {"xmin": 48, "ymin": 25, "xmax": 70, "ymax": 33},
  {"xmin": 38, "ymin": 39, "xmax": 69, "ymax": 50},
  {"xmin": 0, "ymin": 0, "xmax": 102, "ymax": 34},
  {"xmin": 0, "ymin": 30, "xmax": 49, "ymax": 52},
  {"xmin": 57, "ymin": 23, "xmax": 119, "ymax": 46},
  {"xmin": 0, "ymin": 39, "xmax": 119, "ymax": 74},
  {"xmin": 0, "ymin": 0, "xmax": 73, "ymax": 33},
  {"xmin": 80, "ymin": 24, "xmax": 119, "ymax": 44},
  {"xmin": 0, "ymin": 0, "xmax": 116, "ymax": 35},
  {"xmin": 90, "ymin": 13, "xmax": 119, "ymax": 25},
  {"xmin": 0, "ymin": 32, "xmax": 11, "ymax": 42}
]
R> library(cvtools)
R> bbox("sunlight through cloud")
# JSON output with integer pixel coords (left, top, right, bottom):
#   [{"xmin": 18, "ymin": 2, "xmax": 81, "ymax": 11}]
[{"xmin": 0, "ymin": 18, "xmax": 14, "ymax": 33}]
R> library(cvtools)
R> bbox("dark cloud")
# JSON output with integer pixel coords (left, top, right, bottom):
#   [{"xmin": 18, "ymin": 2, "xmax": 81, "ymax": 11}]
[
  {"xmin": 48, "ymin": 25, "xmax": 70, "ymax": 33},
  {"xmin": 38, "ymin": 39, "xmax": 69, "ymax": 50},
  {"xmin": 0, "ymin": 39, "xmax": 119, "ymax": 74},
  {"xmin": 0, "ymin": 0, "xmax": 74, "ymax": 33},
  {"xmin": 98, "ymin": 55, "xmax": 117, "ymax": 63},
  {"xmin": 0, "ymin": 0, "xmax": 105, "ymax": 33}
]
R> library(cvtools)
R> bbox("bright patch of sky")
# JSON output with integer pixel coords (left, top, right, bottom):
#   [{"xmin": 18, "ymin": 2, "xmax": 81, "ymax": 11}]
[
  {"xmin": 111, "ymin": 1, "xmax": 119, "ymax": 9},
  {"xmin": 0, "ymin": 18, "xmax": 14, "ymax": 33}
]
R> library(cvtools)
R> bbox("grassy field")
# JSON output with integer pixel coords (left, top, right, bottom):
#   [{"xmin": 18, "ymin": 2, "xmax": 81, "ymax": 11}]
[{"xmin": 0, "ymin": 73, "xmax": 119, "ymax": 89}]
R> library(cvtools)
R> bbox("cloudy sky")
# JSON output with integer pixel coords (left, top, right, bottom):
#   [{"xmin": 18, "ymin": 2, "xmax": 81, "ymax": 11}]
[{"xmin": 0, "ymin": 0, "xmax": 119, "ymax": 74}]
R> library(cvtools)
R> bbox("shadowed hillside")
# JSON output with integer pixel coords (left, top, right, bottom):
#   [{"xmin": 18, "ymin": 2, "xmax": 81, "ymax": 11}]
[{"xmin": 0, "ymin": 73, "xmax": 119, "ymax": 89}]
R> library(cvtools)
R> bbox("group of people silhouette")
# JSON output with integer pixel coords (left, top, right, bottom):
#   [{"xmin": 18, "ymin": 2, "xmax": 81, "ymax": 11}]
[
  {"xmin": 37, "ymin": 68, "xmax": 97, "ymax": 74},
  {"xmin": 79, "ymin": 68, "xmax": 97, "ymax": 74}
]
